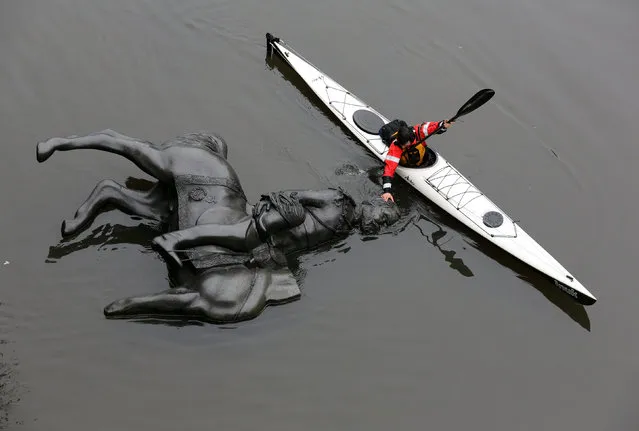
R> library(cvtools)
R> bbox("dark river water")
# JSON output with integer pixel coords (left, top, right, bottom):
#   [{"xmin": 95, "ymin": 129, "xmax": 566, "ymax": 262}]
[{"xmin": 1, "ymin": 0, "xmax": 638, "ymax": 429}]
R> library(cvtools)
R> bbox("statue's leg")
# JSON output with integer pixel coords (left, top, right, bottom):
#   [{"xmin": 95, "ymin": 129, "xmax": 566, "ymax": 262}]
[
  {"xmin": 152, "ymin": 219, "xmax": 257, "ymax": 257},
  {"xmin": 62, "ymin": 180, "xmax": 170, "ymax": 236},
  {"xmin": 36, "ymin": 130, "xmax": 169, "ymax": 182},
  {"xmin": 152, "ymin": 202, "xmax": 304, "ymax": 267},
  {"xmin": 103, "ymin": 287, "xmax": 203, "ymax": 319},
  {"xmin": 155, "ymin": 202, "xmax": 303, "ymax": 253}
]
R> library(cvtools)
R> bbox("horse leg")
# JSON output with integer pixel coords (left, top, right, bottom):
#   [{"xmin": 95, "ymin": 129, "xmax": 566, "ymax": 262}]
[
  {"xmin": 36, "ymin": 129, "xmax": 170, "ymax": 182},
  {"xmin": 104, "ymin": 265, "xmax": 301, "ymax": 323},
  {"xmin": 62, "ymin": 180, "xmax": 171, "ymax": 237},
  {"xmin": 103, "ymin": 287, "xmax": 204, "ymax": 319}
]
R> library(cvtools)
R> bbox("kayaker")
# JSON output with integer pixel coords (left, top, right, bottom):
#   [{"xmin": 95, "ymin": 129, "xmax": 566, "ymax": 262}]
[{"xmin": 381, "ymin": 120, "xmax": 454, "ymax": 202}]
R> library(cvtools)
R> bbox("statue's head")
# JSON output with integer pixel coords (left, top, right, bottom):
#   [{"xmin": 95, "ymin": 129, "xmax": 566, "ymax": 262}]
[{"xmin": 358, "ymin": 198, "xmax": 401, "ymax": 234}]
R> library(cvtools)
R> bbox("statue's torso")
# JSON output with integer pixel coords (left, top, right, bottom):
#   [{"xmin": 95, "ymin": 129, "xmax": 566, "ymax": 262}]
[{"xmin": 268, "ymin": 205, "xmax": 352, "ymax": 253}]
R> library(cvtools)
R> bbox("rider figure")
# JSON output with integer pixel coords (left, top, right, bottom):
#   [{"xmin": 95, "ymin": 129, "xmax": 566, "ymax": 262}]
[
  {"xmin": 152, "ymin": 189, "xmax": 402, "ymax": 269},
  {"xmin": 381, "ymin": 120, "xmax": 454, "ymax": 202}
]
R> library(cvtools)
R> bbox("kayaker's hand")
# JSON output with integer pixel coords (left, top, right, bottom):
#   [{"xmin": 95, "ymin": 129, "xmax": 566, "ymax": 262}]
[
  {"xmin": 443, "ymin": 120, "xmax": 454, "ymax": 128},
  {"xmin": 382, "ymin": 192, "xmax": 394, "ymax": 202}
]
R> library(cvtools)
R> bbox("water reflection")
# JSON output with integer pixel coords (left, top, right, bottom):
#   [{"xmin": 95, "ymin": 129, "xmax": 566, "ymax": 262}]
[
  {"xmin": 414, "ymin": 190, "xmax": 590, "ymax": 331},
  {"xmin": 410, "ymin": 215, "xmax": 474, "ymax": 277},
  {"xmin": 464, "ymin": 234, "xmax": 591, "ymax": 331},
  {"xmin": 125, "ymin": 317, "xmax": 206, "ymax": 327},
  {"xmin": 46, "ymin": 222, "xmax": 160, "ymax": 263}
]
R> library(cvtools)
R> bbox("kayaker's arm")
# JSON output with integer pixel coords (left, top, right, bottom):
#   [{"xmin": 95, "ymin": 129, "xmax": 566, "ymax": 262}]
[
  {"xmin": 415, "ymin": 120, "xmax": 454, "ymax": 141},
  {"xmin": 381, "ymin": 143, "xmax": 403, "ymax": 202},
  {"xmin": 381, "ymin": 121, "xmax": 454, "ymax": 202}
]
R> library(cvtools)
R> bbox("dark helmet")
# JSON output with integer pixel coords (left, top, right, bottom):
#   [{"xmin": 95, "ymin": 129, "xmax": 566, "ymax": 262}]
[{"xmin": 396, "ymin": 125, "xmax": 415, "ymax": 146}]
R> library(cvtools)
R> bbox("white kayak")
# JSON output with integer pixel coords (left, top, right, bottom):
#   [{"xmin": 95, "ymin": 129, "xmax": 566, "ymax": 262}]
[{"xmin": 265, "ymin": 33, "xmax": 596, "ymax": 306}]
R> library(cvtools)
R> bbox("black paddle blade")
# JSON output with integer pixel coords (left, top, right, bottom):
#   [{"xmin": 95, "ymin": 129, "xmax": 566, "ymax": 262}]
[
  {"xmin": 416, "ymin": 88, "xmax": 495, "ymax": 144},
  {"xmin": 451, "ymin": 89, "xmax": 495, "ymax": 121}
]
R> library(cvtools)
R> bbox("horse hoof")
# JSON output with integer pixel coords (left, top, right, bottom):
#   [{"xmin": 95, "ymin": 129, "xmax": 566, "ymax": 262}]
[
  {"xmin": 36, "ymin": 139, "xmax": 56, "ymax": 163},
  {"xmin": 103, "ymin": 301, "xmax": 118, "ymax": 316},
  {"xmin": 61, "ymin": 218, "xmax": 79, "ymax": 237},
  {"xmin": 104, "ymin": 298, "xmax": 132, "ymax": 317},
  {"xmin": 103, "ymin": 301, "xmax": 121, "ymax": 317}
]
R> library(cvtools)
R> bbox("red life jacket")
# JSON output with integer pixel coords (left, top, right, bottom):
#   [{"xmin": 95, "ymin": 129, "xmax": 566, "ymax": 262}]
[{"xmin": 381, "ymin": 121, "xmax": 446, "ymax": 193}]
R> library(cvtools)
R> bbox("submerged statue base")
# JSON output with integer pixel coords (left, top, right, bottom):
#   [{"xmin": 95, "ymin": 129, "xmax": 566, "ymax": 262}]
[{"xmin": 37, "ymin": 130, "xmax": 400, "ymax": 324}]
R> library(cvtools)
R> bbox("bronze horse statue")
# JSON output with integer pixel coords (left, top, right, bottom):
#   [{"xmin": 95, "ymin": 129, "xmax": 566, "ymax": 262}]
[{"xmin": 37, "ymin": 130, "xmax": 401, "ymax": 324}]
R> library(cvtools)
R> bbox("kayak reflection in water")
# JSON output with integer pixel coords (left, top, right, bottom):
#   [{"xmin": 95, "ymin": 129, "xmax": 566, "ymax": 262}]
[{"xmin": 380, "ymin": 120, "xmax": 454, "ymax": 202}]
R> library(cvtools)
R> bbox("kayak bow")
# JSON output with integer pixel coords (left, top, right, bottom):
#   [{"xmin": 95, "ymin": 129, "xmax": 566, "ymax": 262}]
[{"xmin": 265, "ymin": 33, "xmax": 596, "ymax": 306}]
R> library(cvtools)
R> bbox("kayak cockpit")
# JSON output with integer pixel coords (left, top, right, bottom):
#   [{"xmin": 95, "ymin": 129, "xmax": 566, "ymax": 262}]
[
  {"xmin": 405, "ymin": 146, "xmax": 438, "ymax": 169},
  {"xmin": 352, "ymin": 109, "xmax": 438, "ymax": 169}
]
